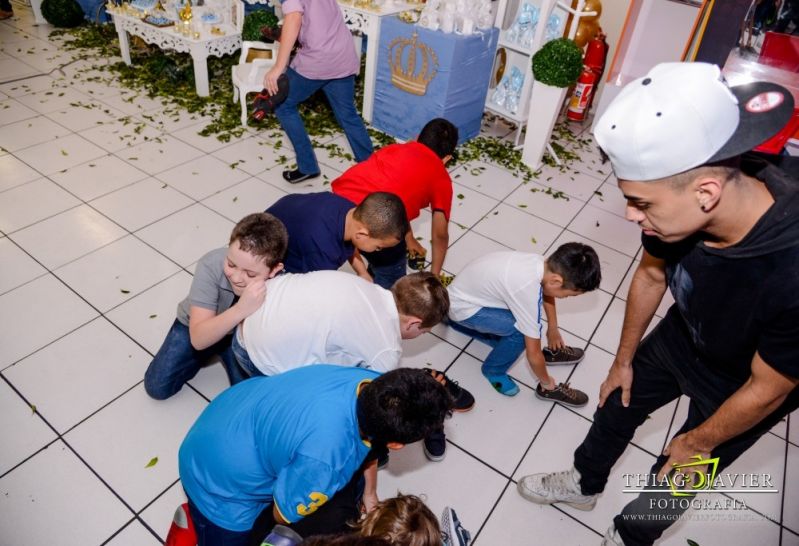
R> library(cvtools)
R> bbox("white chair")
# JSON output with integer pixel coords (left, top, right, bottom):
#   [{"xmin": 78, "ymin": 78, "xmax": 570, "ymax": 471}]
[{"xmin": 231, "ymin": 41, "xmax": 279, "ymax": 126}]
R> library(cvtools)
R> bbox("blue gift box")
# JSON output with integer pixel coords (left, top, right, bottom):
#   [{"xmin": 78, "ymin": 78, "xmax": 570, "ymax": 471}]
[{"xmin": 372, "ymin": 18, "xmax": 499, "ymax": 145}]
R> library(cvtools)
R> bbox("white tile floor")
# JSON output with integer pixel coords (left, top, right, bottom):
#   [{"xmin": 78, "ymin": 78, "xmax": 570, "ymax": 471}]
[{"xmin": 1, "ymin": 6, "xmax": 797, "ymax": 546}]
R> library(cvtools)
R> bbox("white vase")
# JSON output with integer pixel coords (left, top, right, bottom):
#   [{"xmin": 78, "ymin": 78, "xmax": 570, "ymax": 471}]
[{"xmin": 521, "ymin": 80, "xmax": 567, "ymax": 170}]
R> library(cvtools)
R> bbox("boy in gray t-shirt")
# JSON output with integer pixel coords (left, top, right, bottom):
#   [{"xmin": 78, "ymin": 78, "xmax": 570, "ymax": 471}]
[{"xmin": 144, "ymin": 213, "xmax": 288, "ymax": 400}]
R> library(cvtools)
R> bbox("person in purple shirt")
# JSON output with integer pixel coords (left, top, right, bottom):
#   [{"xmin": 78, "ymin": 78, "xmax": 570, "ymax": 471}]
[{"xmin": 264, "ymin": 0, "xmax": 373, "ymax": 184}]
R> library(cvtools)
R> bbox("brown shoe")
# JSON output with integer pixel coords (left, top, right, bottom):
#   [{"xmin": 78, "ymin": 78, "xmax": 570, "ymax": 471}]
[{"xmin": 535, "ymin": 382, "xmax": 589, "ymax": 407}]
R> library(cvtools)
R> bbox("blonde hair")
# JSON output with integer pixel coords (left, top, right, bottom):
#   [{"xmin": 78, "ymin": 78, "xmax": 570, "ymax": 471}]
[{"xmin": 353, "ymin": 494, "xmax": 441, "ymax": 546}]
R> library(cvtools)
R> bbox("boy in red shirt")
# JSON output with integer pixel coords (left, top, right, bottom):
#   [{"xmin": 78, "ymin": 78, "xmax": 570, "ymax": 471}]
[{"xmin": 332, "ymin": 118, "xmax": 456, "ymax": 290}]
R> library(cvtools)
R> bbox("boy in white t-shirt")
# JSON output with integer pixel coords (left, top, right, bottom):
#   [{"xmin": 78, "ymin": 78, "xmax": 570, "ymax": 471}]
[
  {"xmin": 447, "ymin": 243, "xmax": 601, "ymax": 407},
  {"xmin": 232, "ymin": 270, "xmax": 449, "ymax": 376}
]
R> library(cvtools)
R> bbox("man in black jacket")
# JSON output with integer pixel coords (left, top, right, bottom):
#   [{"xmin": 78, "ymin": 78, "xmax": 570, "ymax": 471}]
[{"xmin": 516, "ymin": 62, "xmax": 799, "ymax": 545}]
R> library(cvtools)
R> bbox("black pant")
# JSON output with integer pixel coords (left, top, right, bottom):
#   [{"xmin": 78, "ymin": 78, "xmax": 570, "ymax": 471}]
[
  {"xmin": 573, "ymin": 309, "xmax": 799, "ymax": 545},
  {"xmin": 248, "ymin": 461, "xmax": 366, "ymax": 545},
  {"xmin": 0, "ymin": 0, "xmax": 12, "ymax": 12}
]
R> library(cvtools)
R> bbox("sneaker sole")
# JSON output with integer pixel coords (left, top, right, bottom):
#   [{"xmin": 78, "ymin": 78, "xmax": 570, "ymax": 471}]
[
  {"xmin": 544, "ymin": 357, "xmax": 585, "ymax": 366},
  {"xmin": 452, "ymin": 401, "xmax": 475, "ymax": 412},
  {"xmin": 534, "ymin": 391, "xmax": 588, "ymax": 408},
  {"xmin": 516, "ymin": 481, "xmax": 596, "ymax": 511}
]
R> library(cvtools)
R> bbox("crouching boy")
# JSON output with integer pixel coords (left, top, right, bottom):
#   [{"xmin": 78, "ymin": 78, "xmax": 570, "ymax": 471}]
[
  {"xmin": 447, "ymin": 243, "xmax": 601, "ymax": 406},
  {"xmin": 178, "ymin": 366, "xmax": 453, "ymax": 545}
]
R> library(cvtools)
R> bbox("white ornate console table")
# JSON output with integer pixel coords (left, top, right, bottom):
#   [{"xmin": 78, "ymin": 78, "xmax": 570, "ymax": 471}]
[{"xmin": 109, "ymin": 11, "xmax": 241, "ymax": 97}]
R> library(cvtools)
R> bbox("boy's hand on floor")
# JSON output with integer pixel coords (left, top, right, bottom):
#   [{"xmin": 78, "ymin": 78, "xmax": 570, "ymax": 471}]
[
  {"xmin": 407, "ymin": 238, "xmax": 427, "ymax": 259},
  {"xmin": 237, "ymin": 280, "xmax": 267, "ymax": 316}
]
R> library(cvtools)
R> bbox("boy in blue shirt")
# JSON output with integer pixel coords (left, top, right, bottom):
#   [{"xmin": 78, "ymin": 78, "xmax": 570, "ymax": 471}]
[
  {"xmin": 266, "ymin": 191, "xmax": 408, "ymax": 280},
  {"xmin": 179, "ymin": 366, "xmax": 453, "ymax": 546}
]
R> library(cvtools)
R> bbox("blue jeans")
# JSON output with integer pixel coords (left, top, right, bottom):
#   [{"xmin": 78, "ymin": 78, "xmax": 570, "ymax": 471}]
[
  {"xmin": 144, "ymin": 319, "xmax": 248, "ymax": 400},
  {"xmin": 275, "ymin": 67, "xmax": 373, "ymax": 175},
  {"xmin": 449, "ymin": 308, "xmax": 526, "ymax": 376},
  {"xmin": 362, "ymin": 239, "xmax": 407, "ymax": 290},
  {"xmin": 231, "ymin": 329, "xmax": 262, "ymax": 377}
]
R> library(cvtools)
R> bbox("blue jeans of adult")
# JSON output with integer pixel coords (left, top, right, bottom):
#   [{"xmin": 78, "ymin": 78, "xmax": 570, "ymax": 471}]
[
  {"xmin": 449, "ymin": 307, "xmax": 526, "ymax": 376},
  {"xmin": 144, "ymin": 319, "xmax": 248, "ymax": 400},
  {"xmin": 275, "ymin": 67, "xmax": 373, "ymax": 176},
  {"xmin": 361, "ymin": 239, "xmax": 407, "ymax": 290},
  {"xmin": 573, "ymin": 308, "xmax": 799, "ymax": 545}
]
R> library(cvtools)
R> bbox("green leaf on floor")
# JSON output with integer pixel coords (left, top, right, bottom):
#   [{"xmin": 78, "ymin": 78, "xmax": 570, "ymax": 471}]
[
  {"xmin": 60, "ymin": 149, "xmax": 68, "ymax": 156},
  {"xmin": 145, "ymin": 457, "xmax": 158, "ymax": 468},
  {"xmin": 149, "ymin": 314, "xmax": 157, "ymax": 319},
  {"xmin": 120, "ymin": 289, "xmax": 130, "ymax": 294}
]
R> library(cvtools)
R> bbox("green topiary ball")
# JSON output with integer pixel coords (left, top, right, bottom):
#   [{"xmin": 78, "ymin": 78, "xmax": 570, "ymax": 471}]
[
  {"xmin": 531, "ymin": 38, "xmax": 584, "ymax": 88},
  {"xmin": 242, "ymin": 9, "xmax": 279, "ymax": 42},
  {"xmin": 41, "ymin": 0, "xmax": 85, "ymax": 27}
]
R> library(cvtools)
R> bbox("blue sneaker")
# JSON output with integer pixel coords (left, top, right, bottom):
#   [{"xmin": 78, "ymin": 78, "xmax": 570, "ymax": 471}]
[
  {"xmin": 440, "ymin": 506, "xmax": 471, "ymax": 546},
  {"xmin": 483, "ymin": 372, "xmax": 519, "ymax": 396}
]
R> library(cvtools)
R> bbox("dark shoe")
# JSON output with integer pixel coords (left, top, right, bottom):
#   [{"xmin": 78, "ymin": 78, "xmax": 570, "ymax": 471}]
[
  {"xmin": 535, "ymin": 382, "xmax": 588, "ymax": 407},
  {"xmin": 376, "ymin": 449, "xmax": 389, "ymax": 470},
  {"xmin": 423, "ymin": 432, "xmax": 446, "ymax": 462},
  {"xmin": 543, "ymin": 345, "xmax": 585, "ymax": 366},
  {"xmin": 282, "ymin": 169, "xmax": 320, "ymax": 184},
  {"xmin": 0, "ymin": 9, "xmax": 13, "ymax": 19},
  {"xmin": 407, "ymin": 252, "xmax": 426, "ymax": 271},
  {"xmin": 425, "ymin": 368, "xmax": 475, "ymax": 412}
]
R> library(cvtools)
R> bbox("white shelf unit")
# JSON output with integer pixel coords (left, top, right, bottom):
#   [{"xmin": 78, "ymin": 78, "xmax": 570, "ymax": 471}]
[{"xmin": 485, "ymin": 0, "xmax": 597, "ymax": 146}]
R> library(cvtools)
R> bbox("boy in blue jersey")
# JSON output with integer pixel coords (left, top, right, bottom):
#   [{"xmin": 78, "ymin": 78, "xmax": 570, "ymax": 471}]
[
  {"xmin": 447, "ymin": 243, "xmax": 601, "ymax": 407},
  {"xmin": 266, "ymin": 191, "xmax": 408, "ymax": 280},
  {"xmin": 179, "ymin": 366, "xmax": 453, "ymax": 546}
]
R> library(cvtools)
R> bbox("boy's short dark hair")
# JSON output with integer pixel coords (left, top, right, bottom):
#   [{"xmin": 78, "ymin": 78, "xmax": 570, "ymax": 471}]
[
  {"xmin": 229, "ymin": 212, "xmax": 288, "ymax": 268},
  {"xmin": 391, "ymin": 272, "xmax": 450, "ymax": 328},
  {"xmin": 547, "ymin": 242, "xmax": 602, "ymax": 292},
  {"xmin": 418, "ymin": 118, "xmax": 458, "ymax": 159},
  {"xmin": 353, "ymin": 192, "xmax": 409, "ymax": 241},
  {"xmin": 357, "ymin": 368, "xmax": 453, "ymax": 446}
]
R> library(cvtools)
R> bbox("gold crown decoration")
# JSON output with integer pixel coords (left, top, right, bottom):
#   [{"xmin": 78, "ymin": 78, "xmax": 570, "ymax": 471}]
[{"xmin": 388, "ymin": 32, "xmax": 438, "ymax": 96}]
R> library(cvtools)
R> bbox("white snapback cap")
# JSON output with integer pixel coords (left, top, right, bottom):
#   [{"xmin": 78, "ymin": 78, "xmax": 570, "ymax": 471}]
[{"xmin": 594, "ymin": 62, "xmax": 794, "ymax": 181}]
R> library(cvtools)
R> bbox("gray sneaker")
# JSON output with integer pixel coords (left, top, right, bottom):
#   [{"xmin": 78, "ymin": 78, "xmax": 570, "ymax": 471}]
[
  {"xmin": 543, "ymin": 345, "xmax": 585, "ymax": 366},
  {"xmin": 517, "ymin": 467, "xmax": 597, "ymax": 511},
  {"xmin": 440, "ymin": 506, "xmax": 471, "ymax": 546}
]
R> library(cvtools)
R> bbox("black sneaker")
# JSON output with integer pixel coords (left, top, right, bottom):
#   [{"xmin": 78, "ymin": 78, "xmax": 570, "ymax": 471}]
[
  {"xmin": 425, "ymin": 369, "xmax": 475, "ymax": 412},
  {"xmin": 282, "ymin": 169, "xmax": 320, "ymax": 184},
  {"xmin": 543, "ymin": 346, "xmax": 585, "ymax": 366},
  {"xmin": 423, "ymin": 431, "xmax": 446, "ymax": 462},
  {"xmin": 535, "ymin": 382, "xmax": 589, "ymax": 407}
]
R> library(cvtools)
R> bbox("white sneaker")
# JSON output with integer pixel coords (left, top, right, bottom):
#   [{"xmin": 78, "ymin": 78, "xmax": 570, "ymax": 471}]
[
  {"xmin": 600, "ymin": 523, "xmax": 624, "ymax": 545},
  {"xmin": 517, "ymin": 467, "xmax": 597, "ymax": 511}
]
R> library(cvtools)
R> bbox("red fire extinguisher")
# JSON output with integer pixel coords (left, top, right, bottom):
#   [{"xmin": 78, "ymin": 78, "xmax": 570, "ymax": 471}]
[{"xmin": 567, "ymin": 32, "xmax": 608, "ymax": 122}]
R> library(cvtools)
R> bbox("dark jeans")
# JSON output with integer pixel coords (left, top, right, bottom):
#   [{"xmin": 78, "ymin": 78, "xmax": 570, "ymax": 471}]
[
  {"xmin": 573, "ymin": 310, "xmax": 799, "ymax": 545},
  {"xmin": 144, "ymin": 319, "xmax": 248, "ymax": 400},
  {"xmin": 187, "ymin": 462, "xmax": 365, "ymax": 546},
  {"xmin": 361, "ymin": 239, "xmax": 407, "ymax": 290},
  {"xmin": 274, "ymin": 67, "xmax": 373, "ymax": 175}
]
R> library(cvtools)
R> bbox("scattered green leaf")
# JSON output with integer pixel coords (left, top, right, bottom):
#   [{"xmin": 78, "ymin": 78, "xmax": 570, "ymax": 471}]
[{"xmin": 145, "ymin": 456, "xmax": 158, "ymax": 468}]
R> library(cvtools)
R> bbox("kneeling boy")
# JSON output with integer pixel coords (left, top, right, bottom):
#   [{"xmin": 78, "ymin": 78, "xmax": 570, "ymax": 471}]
[
  {"xmin": 144, "ymin": 213, "xmax": 287, "ymax": 400},
  {"xmin": 447, "ymin": 243, "xmax": 601, "ymax": 406},
  {"xmin": 179, "ymin": 366, "xmax": 453, "ymax": 545},
  {"xmin": 233, "ymin": 271, "xmax": 448, "ymax": 375}
]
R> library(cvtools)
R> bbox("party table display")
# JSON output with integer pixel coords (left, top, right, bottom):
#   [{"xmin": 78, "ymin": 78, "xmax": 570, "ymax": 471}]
[{"xmin": 106, "ymin": 0, "xmax": 242, "ymax": 97}]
